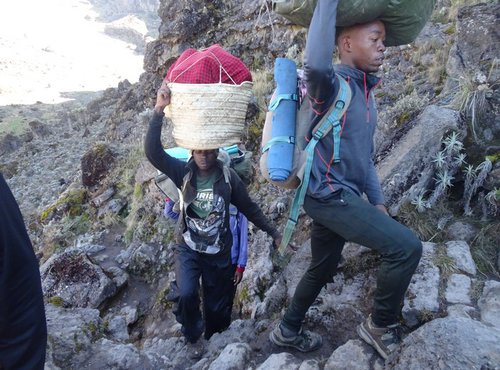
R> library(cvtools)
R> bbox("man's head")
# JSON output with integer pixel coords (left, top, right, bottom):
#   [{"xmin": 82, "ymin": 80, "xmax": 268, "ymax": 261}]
[
  {"xmin": 336, "ymin": 20, "xmax": 386, "ymax": 73},
  {"xmin": 192, "ymin": 149, "xmax": 219, "ymax": 174}
]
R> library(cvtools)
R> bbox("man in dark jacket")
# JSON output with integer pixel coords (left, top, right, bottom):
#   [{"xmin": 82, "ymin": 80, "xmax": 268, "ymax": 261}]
[
  {"xmin": 269, "ymin": 0, "xmax": 422, "ymax": 360},
  {"xmin": 145, "ymin": 83, "xmax": 281, "ymax": 343},
  {"xmin": 0, "ymin": 174, "xmax": 47, "ymax": 369}
]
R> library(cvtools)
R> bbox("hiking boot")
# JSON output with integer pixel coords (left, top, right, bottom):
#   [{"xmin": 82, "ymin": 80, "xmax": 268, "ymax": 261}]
[
  {"xmin": 357, "ymin": 315, "xmax": 402, "ymax": 360},
  {"xmin": 269, "ymin": 324, "xmax": 322, "ymax": 352}
]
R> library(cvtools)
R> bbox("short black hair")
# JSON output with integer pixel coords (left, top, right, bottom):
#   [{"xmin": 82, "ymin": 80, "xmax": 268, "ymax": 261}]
[{"xmin": 335, "ymin": 26, "xmax": 346, "ymax": 46}]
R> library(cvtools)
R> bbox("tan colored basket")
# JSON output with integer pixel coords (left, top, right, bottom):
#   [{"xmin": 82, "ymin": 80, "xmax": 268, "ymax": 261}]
[{"xmin": 164, "ymin": 81, "xmax": 253, "ymax": 150}]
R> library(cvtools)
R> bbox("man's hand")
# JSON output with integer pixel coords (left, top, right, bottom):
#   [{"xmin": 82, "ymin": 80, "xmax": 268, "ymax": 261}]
[
  {"xmin": 233, "ymin": 270, "xmax": 243, "ymax": 286},
  {"xmin": 154, "ymin": 80, "xmax": 171, "ymax": 114}
]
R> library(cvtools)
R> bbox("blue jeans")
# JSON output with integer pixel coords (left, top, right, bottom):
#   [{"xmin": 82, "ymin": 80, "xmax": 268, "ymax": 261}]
[{"xmin": 281, "ymin": 189, "xmax": 422, "ymax": 330}]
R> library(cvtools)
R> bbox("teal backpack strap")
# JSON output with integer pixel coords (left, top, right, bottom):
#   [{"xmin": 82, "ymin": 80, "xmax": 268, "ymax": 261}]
[
  {"xmin": 268, "ymin": 93, "xmax": 299, "ymax": 111},
  {"xmin": 261, "ymin": 135, "xmax": 296, "ymax": 152},
  {"xmin": 278, "ymin": 75, "xmax": 351, "ymax": 255}
]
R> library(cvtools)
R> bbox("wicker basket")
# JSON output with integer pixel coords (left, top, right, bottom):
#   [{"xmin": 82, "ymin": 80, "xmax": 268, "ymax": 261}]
[{"xmin": 164, "ymin": 81, "xmax": 253, "ymax": 149}]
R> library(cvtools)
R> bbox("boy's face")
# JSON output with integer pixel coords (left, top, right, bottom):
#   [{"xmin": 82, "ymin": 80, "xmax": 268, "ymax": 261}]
[
  {"xmin": 192, "ymin": 149, "xmax": 218, "ymax": 172},
  {"xmin": 341, "ymin": 20, "xmax": 386, "ymax": 73}
]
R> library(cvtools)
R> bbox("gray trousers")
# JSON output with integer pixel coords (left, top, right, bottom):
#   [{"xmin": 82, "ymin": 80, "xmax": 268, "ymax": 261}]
[{"xmin": 282, "ymin": 189, "xmax": 422, "ymax": 331}]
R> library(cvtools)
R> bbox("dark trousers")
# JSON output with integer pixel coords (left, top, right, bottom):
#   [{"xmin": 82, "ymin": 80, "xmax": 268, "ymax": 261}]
[
  {"xmin": 282, "ymin": 189, "xmax": 422, "ymax": 331},
  {"xmin": 0, "ymin": 174, "xmax": 47, "ymax": 370},
  {"xmin": 171, "ymin": 243, "xmax": 235, "ymax": 341}
]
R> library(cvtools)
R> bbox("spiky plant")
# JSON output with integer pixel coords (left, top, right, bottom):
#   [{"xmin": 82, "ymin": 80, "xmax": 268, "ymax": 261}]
[
  {"xmin": 443, "ymin": 131, "xmax": 464, "ymax": 155},
  {"xmin": 432, "ymin": 150, "xmax": 447, "ymax": 169},
  {"xmin": 464, "ymin": 159, "xmax": 493, "ymax": 216},
  {"xmin": 453, "ymin": 153, "xmax": 467, "ymax": 167},
  {"xmin": 427, "ymin": 170, "xmax": 454, "ymax": 207},
  {"xmin": 485, "ymin": 188, "xmax": 499, "ymax": 216},
  {"xmin": 411, "ymin": 190, "xmax": 429, "ymax": 213}
]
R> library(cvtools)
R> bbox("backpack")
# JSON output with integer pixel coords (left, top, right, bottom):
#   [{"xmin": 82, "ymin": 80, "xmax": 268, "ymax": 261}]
[
  {"xmin": 156, "ymin": 148, "xmax": 249, "ymax": 259},
  {"xmin": 271, "ymin": 0, "xmax": 436, "ymax": 47},
  {"xmin": 154, "ymin": 145, "xmax": 252, "ymax": 211},
  {"xmin": 259, "ymin": 57, "xmax": 352, "ymax": 254}
]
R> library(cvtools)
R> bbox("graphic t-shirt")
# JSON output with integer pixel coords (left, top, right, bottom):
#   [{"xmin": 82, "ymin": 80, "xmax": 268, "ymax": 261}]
[
  {"xmin": 183, "ymin": 172, "xmax": 228, "ymax": 254},
  {"xmin": 190, "ymin": 173, "xmax": 216, "ymax": 218}
]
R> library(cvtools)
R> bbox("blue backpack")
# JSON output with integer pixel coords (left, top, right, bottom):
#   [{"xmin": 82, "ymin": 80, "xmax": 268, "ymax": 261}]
[{"xmin": 260, "ymin": 58, "xmax": 352, "ymax": 254}]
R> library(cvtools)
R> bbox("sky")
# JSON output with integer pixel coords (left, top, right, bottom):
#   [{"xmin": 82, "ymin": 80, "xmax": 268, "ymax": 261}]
[{"xmin": 0, "ymin": 0, "xmax": 144, "ymax": 105}]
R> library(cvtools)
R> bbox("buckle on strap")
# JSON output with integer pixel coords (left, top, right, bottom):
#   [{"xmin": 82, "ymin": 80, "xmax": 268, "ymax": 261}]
[{"xmin": 335, "ymin": 99, "xmax": 345, "ymax": 110}]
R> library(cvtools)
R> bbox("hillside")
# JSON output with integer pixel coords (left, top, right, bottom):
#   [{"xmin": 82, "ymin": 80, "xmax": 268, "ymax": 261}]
[{"xmin": 0, "ymin": 0, "xmax": 499, "ymax": 369}]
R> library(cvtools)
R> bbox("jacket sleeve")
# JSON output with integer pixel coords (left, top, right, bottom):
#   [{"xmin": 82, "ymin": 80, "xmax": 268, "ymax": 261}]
[
  {"xmin": 229, "ymin": 171, "xmax": 280, "ymax": 240},
  {"xmin": 303, "ymin": 0, "xmax": 340, "ymax": 112},
  {"xmin": 144, "ymin": 111, "xmax": 186, "ymax": 188},
  {"xmin": 237, "ymin": 213, "xmax": 248, "ymax": 267},
  {"xmin": 365, "ymin": 158, "xmax": 385, "ymax": 206}
]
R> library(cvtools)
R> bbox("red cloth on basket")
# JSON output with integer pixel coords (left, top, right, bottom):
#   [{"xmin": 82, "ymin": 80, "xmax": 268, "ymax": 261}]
[{"xmin": 165, "ymin": 44, "xmax": 252, "ymax": 85}]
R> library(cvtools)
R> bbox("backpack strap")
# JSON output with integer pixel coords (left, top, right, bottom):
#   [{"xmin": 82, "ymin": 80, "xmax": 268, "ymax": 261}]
[
  {"xmin": 262, "ymin": 90, "xmax": 300, "ymax": 152},
  {"xmin": 279, "ymin": 74, "xmax": 352, "ymax": 255},
  {"xmin": 268, "ymin": 93, "xmax": 299, "ymax": 111},
  {"xmin": 261, "ymin": 135, "xmax": 296, "ymax": 152}
]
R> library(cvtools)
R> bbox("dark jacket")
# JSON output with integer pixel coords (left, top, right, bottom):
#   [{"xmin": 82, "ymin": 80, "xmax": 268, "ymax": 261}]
[
  {"xmin": 145, "ymin": 111, "xmax": 279, "ymax": 256},
  {"xmin": 304, "ymin": 0, "xmax": 384, "ymax": 206},
  {"xmin": 0, "ymin": 174, "xmax": 47, "ymax": 369}
]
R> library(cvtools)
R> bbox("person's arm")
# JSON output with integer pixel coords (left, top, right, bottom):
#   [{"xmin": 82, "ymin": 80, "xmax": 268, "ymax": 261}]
[
  {"xmin": 237, "ymin": 212, "xmax": 248, "ymax": 268},
  {"xmin": 303, "ymin": 0, "xmax": 340, "ymax": 110},
  {"xmin": 365, "ymin": 158, "xmax": 386, "ymax": 210},
  {"xmin": 229, "ymin": 171, "xmax": 281, "ymax": 244},
  {"xmin": 144, "ymin": 82, "xmax": 185, "ymax": 187},
  {"xmin": 164, "ymin": 198, "xmax": 180, "ymax": 220}
]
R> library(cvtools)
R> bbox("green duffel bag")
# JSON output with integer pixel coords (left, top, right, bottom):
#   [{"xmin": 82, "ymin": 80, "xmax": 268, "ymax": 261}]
[
  {"xmin": 380, "ymin": 0, "xmax": 436, "ymax": 46},
  {"xmin": 272, "ymin": 0, "xmax": 435, "ymax": 46}
]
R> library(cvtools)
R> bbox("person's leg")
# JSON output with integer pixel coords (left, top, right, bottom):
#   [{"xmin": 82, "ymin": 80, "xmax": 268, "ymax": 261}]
[
  {"xmin": 281, "ymin": 221, "xmax": 345, "ymax": 332},
  {"xmin": 173, "ymin": 244, "xmax": 204, "ymax": 343},
  {"xmin": 270, "ymin": 218, "xmax": 345, "ymax": 352},
  {"xmin": 200, "ymin": 254, "xmax": 235, "ymax": 340},
  {"xmin": 304, "ymin": 190, "xmax": 422, "ymax": 327}
]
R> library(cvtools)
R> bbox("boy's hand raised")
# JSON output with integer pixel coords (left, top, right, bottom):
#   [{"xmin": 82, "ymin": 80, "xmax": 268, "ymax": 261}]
[{"xmin": 154, "ymin": 81, "xmax": 171, "ymax": 113}]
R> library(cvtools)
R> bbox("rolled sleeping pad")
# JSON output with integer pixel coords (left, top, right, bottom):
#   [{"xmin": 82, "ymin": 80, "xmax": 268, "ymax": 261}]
[
  {"xmin": 165, "ymin": 146, "xmax": 190, "ymax": 161},
  {"xmin": 268, "ymin": 58, "xmax": 298, "ymax": 182},
  {"xmin": 222, "ymin": 144, "xmax": 240, "ymax": 155}
]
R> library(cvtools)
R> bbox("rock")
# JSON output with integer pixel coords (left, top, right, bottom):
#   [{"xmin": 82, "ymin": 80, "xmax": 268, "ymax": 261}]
[
  {"xmin": 403, "ymin": 243, "xmax": 440, "ymax": 327},
  {"xmin": 106, "ymin": 315, "xmax": 130, "ymax": 342},
  {"xmin": 41, "ymin": 250, "xmax": 117, "ymax": 308},
  {"xmin": 207, "ymin": 342, "xmax": 251, "ymax": 370},
  {"xmin": 445, "ymin": 274, "xmax": 472, "ymax": 305},
  {"xmin": 446, "ymin": 304, "xmax": 476, "ymax": 319},
  {"xmin": 324, "ymin": 339, "xmax": 383, "ymax": 370},
  {"xmin": 104, "ymin": 15, "xmax": 148, "ymax": 52},
  {"xmin": 45, "ymin": 305, "xmax": 102, "ymax": 367},
  {"xmin": 29, "ymin": 119, "xmax": 52, "ymax": 138},
  {"xmin": 446, "ymin": 221, "xmax": 478, "ymax": 242},
  {"xmin": 256, "ymin": 352, "xmax": 300, "ymax": 370},
  {"xmin": 103, "ymin": 266, "xmax": 129, "ymax": 290},
  {"xmin": 389, "ymin": 317, "xmax": 500, "ymax": 369},
  {"xmin": 445, "ymin": 241, "xmax": 477, "ymax": 275},
  {"xmin": 298, "ymin": 359, "xmax": 321, "ymax": 370},
  {"xmin": 81, "ymin": 143, "xmax": 115, "ymax": 187},
  {"xmin": 206, "ymin": 320, "xmax": 257, "ymax": 355},
  {"xmin": 478, "ymin": 280, "xmax": 500, "ymax": 329},
  {"xmin": 377, "ymin": 105, "xmax": 462, "ymax": 213},
  {"xmin": 91, "ymin": 187, "xmax": 115, "ymax": 207}
]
